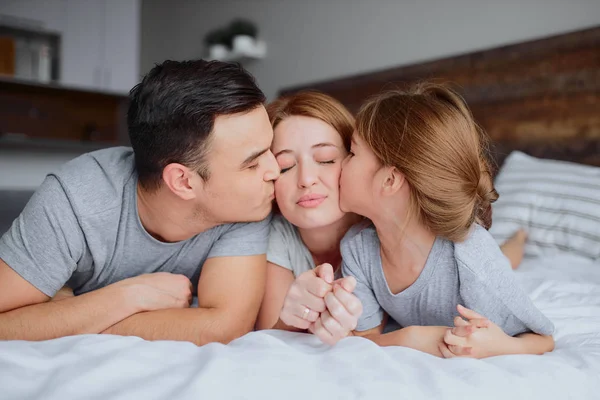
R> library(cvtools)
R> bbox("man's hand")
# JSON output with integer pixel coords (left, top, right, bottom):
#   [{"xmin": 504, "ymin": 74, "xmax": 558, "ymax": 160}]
[
  {"xmin": 438, "ymin": 305, "xmax": 511, "ymax": 359},
  {"xmin": 114, "ymin": 272, "xmax": 193, "ymax": 312},
  {"xmin": 279, "ymin": 264, "xmax": 333, "ymax": 330},
  {"xmin": 309, "ymin": 276, "xmax": 363, "ymax": 345}
]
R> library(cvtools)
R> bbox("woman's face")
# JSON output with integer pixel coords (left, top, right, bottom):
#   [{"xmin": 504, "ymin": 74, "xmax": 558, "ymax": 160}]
[
  {"xmin": 340, "ymin": 132, "xmax": 381, "ymax": 218},
  {"xmin": 272, "ymin": 116, "xmax": 347, "ymax": 229}
]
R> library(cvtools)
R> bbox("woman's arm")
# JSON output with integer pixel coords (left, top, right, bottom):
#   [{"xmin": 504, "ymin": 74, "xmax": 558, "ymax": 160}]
[{"xmin": 256, "ymin": 262, "xmax": 300, "ymax": 331}]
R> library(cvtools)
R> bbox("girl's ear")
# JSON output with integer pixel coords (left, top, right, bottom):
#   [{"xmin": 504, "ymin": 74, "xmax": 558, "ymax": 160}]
[{"xmin": 382, "ymin": 166, "xmax": 405, "ymax": 196}]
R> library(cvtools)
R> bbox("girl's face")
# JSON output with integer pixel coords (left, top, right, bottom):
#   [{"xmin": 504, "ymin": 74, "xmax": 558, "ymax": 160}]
[
  {"xmin": 272, "ymin": 116, "xmax": 347, "ymax": 229},
  {"xmin": 340, "ymin": 133, "xmax": 382, "ymax": 219}
]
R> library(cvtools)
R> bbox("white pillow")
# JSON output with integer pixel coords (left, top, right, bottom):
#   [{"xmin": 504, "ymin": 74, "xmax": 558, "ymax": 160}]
[{"xmin": 489, "ymin": 151, "xmax": 600, "ymax": 260}]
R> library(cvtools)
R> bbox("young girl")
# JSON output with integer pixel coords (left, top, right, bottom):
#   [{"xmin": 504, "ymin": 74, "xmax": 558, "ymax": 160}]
[{"xmin": 340, "ymin": 83, "xmax": 554, "ymax": 358}]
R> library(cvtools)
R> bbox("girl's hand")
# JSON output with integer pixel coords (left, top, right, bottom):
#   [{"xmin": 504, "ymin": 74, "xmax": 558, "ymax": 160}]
[{"xmin": 439, "ymin": 305, "xmax": 513, "ymax": 359}]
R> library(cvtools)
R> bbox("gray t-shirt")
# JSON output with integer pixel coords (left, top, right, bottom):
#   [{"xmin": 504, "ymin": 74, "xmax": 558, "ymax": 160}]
[
  {"xmin": 267, "ymin": 214, "xmax": 315, "ymax": 277},
  {"xmin": 0, "ymin": 147, "xmax": 271, "ymax": 297},
  {"xmin": 341, "ymin": 221, "xmax": 555, "ymax": 336},
  {"xmin": 267, "ymin": 214, "xmax": 343, "ymax": 279}
]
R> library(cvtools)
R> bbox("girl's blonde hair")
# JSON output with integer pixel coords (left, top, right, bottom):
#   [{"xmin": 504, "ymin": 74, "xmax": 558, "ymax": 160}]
[{"xmin": 355, "ymin": 82, "xmax": 498, "ymax": 242}]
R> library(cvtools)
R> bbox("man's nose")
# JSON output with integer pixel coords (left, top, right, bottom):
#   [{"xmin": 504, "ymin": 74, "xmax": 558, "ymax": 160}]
[{"xmin": 264, "ymin": 150, "xmax": 280, "ymax": 181}]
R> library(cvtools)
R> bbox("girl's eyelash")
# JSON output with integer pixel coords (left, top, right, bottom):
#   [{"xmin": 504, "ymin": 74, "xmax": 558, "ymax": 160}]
[
  {"xmin": 319, "ymin": 160, "xmax": 335, "ymax": 164},
  {"xmin": 248, "ymin": 164, "xmax": 259, "ymax": 169},
  {"xmin": 280, "ymin": 166, "xmax": 294, "ymax": 173}
]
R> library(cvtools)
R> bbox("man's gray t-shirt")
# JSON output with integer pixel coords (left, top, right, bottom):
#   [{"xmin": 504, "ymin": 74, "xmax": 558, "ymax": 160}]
[
  {"xmin": 341, "ymin": 221, "xmax": 554, "ymax": 336},
  {"xmin": 0, "ymin": 147, "xmax": 271, "ymax": 297}
]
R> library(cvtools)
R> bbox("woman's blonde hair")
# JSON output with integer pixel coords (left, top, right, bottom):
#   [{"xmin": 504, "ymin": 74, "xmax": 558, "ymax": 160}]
[
  {"xmin": 267, "ymin": 90, "xmax": 354, "ymax": 151},
  {"xmin": 355, "ymin": 82, "xmax": 498, "ymax": 242}
]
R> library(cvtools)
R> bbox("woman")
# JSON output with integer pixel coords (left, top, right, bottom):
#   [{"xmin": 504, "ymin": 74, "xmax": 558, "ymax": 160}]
[
  {"xmin": 256, "ymin": 91, "xmax": 363, "ymax": 345},
  {"xmin": 256, "ymin": 90, "xmax": 529, "ymax": 355}
]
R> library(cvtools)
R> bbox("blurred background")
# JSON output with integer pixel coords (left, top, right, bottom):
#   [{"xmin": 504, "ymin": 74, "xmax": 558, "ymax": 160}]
[{"xmin": 0, "ymin": 0, "xmax": 599, "ymax": 233}]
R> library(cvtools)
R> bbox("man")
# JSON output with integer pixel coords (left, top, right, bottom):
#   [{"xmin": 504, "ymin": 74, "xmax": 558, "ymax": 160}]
[{"xmin": 0, "ymin": 60, "xmax": 280, "ymax": 345}]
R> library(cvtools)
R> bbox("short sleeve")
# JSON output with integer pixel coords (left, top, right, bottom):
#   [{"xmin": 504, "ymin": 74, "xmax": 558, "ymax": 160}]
[
  {"xmin": 266, "ymin": 215, "xmax": 293, "ymax": 271},
  {"xmin": 207, "ymin": 213, "xmax": 272, "ymax": 259},
  {"xmin": 341, "ymin": 236, "xmax": 384, "ymax": 332},
  {"xmin": 0, "ymin": 176, "xmax": 84, "ymax": 297}
]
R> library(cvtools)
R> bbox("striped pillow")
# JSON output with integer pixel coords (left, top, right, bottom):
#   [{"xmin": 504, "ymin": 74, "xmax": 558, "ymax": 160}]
[{"xmin": 489, "ymin": 151, "xmax": 600, "ymax": 260}]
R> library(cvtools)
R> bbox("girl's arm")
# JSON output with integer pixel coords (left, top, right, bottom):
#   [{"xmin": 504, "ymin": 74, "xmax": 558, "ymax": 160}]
[
  {"xmin": 352, "ymin": 315, "xmax": 451, "ymax": 357},
  {"xmin": 510, "ymin": 333, "xmax": 555, "ymax": 355},
  {"xmin": 441, "ymin": 305, "xmax": 554, "ymax": 358}
]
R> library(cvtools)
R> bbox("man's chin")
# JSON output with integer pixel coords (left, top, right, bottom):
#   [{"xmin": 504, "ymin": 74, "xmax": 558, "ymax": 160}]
[{"xmin": 247, "ymin": 203, "xmax": 273, "ymax": 222}]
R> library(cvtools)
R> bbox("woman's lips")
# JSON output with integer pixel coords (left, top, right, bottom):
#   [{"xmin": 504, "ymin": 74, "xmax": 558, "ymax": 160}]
[{"xmin": 297, "ymin": 194, "xmax": 326, "ymax": 208}]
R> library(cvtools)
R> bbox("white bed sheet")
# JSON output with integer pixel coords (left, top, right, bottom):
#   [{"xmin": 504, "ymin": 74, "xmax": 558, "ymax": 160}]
[{"xmin": 1, "ymin": 255, "xmax": 599, "ymax": 400}]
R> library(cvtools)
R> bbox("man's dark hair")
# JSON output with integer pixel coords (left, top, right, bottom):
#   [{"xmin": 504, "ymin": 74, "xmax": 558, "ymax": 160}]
[{"xmin": 127, "ymin": 59, "xmax": 266, "ymax": 190}]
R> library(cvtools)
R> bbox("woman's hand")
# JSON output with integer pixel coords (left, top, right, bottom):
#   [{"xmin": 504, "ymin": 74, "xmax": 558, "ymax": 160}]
[
  {"xmin": 310, "ymin": 276, "xmax": 363, "ymax": 345},
  {"xmin": 439, "ymin": 305, "xmax": 513, "ymax": 359},
  {"xmin": 279, "ymin": 263, "xmax": 334, "ymax": 330}
]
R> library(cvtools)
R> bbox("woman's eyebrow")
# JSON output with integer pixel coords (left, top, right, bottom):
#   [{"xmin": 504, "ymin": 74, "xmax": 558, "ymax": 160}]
[
  {"xmin": 312, "ymin": 142, "xmax": 339, "ymax": 149},
  {"xmin": 274, "ymin": 149, "xmax": 293, "ymax": 158}
]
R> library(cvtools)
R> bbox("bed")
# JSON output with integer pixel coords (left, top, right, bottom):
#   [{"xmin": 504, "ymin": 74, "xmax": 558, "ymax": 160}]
[
  {"xmin": 0, "ymin": 255, "xmax": 598, "ymax": 399},
  {"xmin": 2, "ymin": 26, "xmax": 600, "ymax": 400}
]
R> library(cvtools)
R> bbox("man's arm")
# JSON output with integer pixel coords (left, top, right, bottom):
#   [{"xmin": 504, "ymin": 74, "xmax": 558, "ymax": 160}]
[
  {"xmin": 0, "ymin": 174, "xmax": 146, "ymax": 340},
  {"xmin": 102, "ymin": 254, "xmax": 267, "ymax": 345},
  {"xmin": 0, "ymin": 258, "xmax": 141, "ymax": 340}
]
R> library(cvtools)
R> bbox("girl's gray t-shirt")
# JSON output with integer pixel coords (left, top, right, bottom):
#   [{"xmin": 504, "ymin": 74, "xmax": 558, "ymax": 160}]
[{"xmin": 341, "ymin": 221, "xmax": 555, "ymax": 336}]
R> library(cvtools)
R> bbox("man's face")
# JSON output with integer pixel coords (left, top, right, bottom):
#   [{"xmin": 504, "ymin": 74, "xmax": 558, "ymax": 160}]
[{"xmin": 198, "ymin": 105, "xmax": 280, "ymax": 223}]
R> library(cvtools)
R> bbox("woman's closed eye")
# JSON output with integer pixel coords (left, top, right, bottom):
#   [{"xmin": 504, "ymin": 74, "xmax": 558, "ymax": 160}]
[
  {"xmin": 280, "ymin": 164, "xmax": 295, "ymax": 174},
  {"xmin": 280, "ymin": 160, "xmax": 334, "ymax": 173}
]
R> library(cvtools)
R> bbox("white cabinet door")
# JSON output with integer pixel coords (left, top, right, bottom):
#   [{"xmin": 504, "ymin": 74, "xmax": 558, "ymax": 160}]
[
  {"xmin": 1, "ymin": 0, "xmax": 140, "ymax": 94},
  {"xmin": 103, "ymin": 0, "xmax": 140, "ymax": 94},
  {"xmin": 0, "ymin": 0, "xmax": 67, "ymax": 32},
  {"xmin": 61, "ymin": 0, "xmax": 106, "ymax": 90}
]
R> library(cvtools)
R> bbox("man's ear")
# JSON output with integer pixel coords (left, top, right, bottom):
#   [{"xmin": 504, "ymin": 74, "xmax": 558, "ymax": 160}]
[
  {"xmin": 381, "ymin": 166, "xmax": 405, "ymax": 196},
  {"xmin": 162, "ymin": 163, "xmax": 199, "ymax": 200}
]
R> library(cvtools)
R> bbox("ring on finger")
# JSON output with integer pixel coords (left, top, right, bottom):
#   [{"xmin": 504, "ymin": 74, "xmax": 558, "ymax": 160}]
[{"xmin": 302, "ymin": 307, "xmax": 311, "ymax": 320}]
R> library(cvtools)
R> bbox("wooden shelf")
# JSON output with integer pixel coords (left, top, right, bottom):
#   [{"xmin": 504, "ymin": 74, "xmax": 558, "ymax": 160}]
[{"xmin": 0, "ymin": 77, "xmax": 129, "ymax": 145}]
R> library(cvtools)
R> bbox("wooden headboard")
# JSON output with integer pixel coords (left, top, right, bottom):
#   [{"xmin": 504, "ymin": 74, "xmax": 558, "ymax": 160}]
[{"xmin": 279, "ymin": 26, "xmax": 600, "ymax": 170}]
